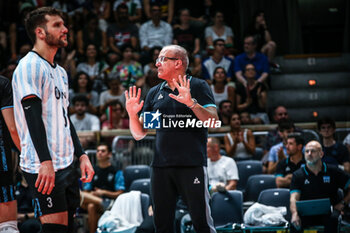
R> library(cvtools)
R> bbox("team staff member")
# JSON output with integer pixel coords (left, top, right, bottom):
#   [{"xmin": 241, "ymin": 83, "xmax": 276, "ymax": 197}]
[
  {"xmin": 125, "ymin": 45, "xmax": 218, "ymax": 233},
  {"xmin": 290, "ymin": 141, "xmax": 350, "ymax": 233},
  {"xmin": 0, "ymin": 75, "xmax": 21, "ymax": 232},
  {"xmin": 275, "ymin": 133, "xmax": 304, "ymax": 188},
  {"xmin": 12, "ymin": 7, "xmax": 94, "ymax": 233}
]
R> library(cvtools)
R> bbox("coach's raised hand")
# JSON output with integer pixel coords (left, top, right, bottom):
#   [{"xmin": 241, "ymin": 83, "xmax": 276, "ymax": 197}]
[
  {"xmin": 36, "ymin": 160, "xmax": 55, "ymax": 195},
  {"xmin": 169, "ymin": 75, "xmax": 193, "ymax": 107},
  {"xmin": 125, "ymin": 86, "xmax": 144, "ymax": 116}
]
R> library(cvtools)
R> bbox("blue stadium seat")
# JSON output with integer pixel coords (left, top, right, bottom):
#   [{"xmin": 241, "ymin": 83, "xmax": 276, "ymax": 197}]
[
  {"xmin": 244, "ymin": 174, "xmax": 276, "ymax": 202},
  {"xmin": 236, "ymin": 160, "xmax": 263, "ymax": 191},
  {"xmin": 129, "ymin": 178, "xmax": 151, "ymax": 197},
  {"xmin": 258, "ymin": 188, "xmax": 291, "ymax": 221},
  {"xmin": 124, "ymin": 165, "xmax": 151, "ymax": 191},
  {"xmin": 211, "ymin": 190, "xmax": 244, "ymax": 229}
]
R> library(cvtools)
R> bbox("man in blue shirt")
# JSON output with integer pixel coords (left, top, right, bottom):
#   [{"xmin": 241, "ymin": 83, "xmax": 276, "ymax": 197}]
[
  {"xmin": 125, "ymin": 45, "xmax": 219, "ymax": 233},
  {"xmin": 234, "ymin": 35, "xmax": 269, "ymax": 87}
]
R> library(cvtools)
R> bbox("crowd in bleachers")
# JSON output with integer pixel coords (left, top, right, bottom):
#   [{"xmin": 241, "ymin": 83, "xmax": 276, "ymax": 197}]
[
  {"xmin": 1, "ymin": 0, "xmax": 282, "ymax": 135},
  {"xmin": 2, "ymin": 1, "xmax": 350, "ymax": 233}
]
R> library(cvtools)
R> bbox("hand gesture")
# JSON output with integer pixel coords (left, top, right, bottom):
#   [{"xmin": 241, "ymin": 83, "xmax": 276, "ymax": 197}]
[
  {"xmin": 278, "ymin": 147, "xmax": 286, "ymax": 161},
  {"xmin": 237, "ymin": 131, "xmax": 244, "ymax": 142},
  {"xmin": 169, "ymin": 75, "xmax": 192, "ymax": 106},
  {"xmin": 125, "ymin": 86, "xmax": 144, "ymax": 116},
  {"xmin": 92, "ymin": 188, "xmax": 105, "ymax": 197},
  {"xmin": 291, "ymin": 212, "xmax": 301, "ymax": 230},
  {"xmin": 36, "ymin": 160, "xmax": 55, "ymax": 195},
  {"xmin": 246, "ymin": 96, "xmax": 253, "ymax": 106},
  {"xmin": 67, "ymin": 50, "xmax": 76, "ymax": 61},
  {"xmin": 79, "ymin": 154, "xmax": 95, "ymax": 183}
]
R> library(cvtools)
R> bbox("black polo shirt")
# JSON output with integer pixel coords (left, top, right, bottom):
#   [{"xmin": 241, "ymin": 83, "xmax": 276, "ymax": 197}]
[
  {"xmin": 322, "ymin": 142, "xmax": 350, "ymax": 166},
  {"xmin": 141, "ymin": 76, "xmax": 216, "ymax": 167},
  {"xmin": 290, "ymin": 163, "xmax": 350, "ymax": 205},
  {"xmin": 275, "ymin": 157, "xmax": 305, "ymax": 178}
]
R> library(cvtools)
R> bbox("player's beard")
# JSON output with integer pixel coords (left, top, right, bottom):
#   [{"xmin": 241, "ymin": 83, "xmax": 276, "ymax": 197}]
[{"xmin": 45, "ymin": 29, "xmax": 67, "ymax": 48}]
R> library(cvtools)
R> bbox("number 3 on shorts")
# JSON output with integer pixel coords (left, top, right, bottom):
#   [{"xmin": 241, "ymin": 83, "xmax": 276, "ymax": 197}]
[{"xmin": 47, "ymin": 197, "xmax": 53, "ymax": 208}]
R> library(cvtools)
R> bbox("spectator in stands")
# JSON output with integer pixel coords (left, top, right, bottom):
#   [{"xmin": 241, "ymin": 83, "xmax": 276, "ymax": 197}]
[
  {"xmin": 275, "ymin": 133, "xmax": 305, "ymax": 188},
  {"xmin": 207, "ymin": 137, "xmax": 239, "ymax": 193},
  {"xmin": 240, "ymin": 112, "xmax": 253, "ymax": 125},
  {"xmin": 143, "ymin": 0, "xmax": 175, "ymax": 24},
  {"xmin": 211, "ymin": 66, "xmax": 235, "ymax": 107},
  {"xmin": 173, "ymin": 8, "xmax": 201, "ymax": 76},
  {"xmin": 224, "ymin": 113, "xmax": 256, "ymax": 160},
  {"xmin": 264, "ymin": 105, "xmax": 290, "ymax": 152},
  {"xmin": 81, "ymin": 143, "xmax": 125, "ymax": 233},
  {"xmin": 236, "ymin": 63, "xmax": 268, "ymax": 124},
  {"xmin": 110, "ymin": 44, "xmax": 144, "ymax": 89},
  {"xmin": 218, "ymin": 100, "xmax": 234, "ymax": 126},
  {"xmin": 290, "ymin": 140, "xmax": 350, "ymax": 233},
  {"xmin": 141, "ymin": 46, "xmax": 163, "ymax": 99},
  {"xmin": 107, "ymin": 3, "xmax": 139, "ymax": 55},
  {"xmin": 69, "ymin": 71, "xmax": 99, "ymax": 114},
  {"xmin": 234, "ymin": 35, "xmax": 269, "ymax": 87},
  {"xmin": 76, "ymin": 12, "xmax": 108, "ymax": 56},
  {"xmin": 101, "ymin": 99, "xmax": 129, "ymax": 130},
  {"xmin": 202, "ymin": 38, "xmax": 234, "ymax": 84},
  {"xmin": 247, "ymin": 11, "xmax": 276, "ymax": 62},
  {"xmin": 318, "ymin": 117, "xmax": 350, "ymax": 173},
  {"xmin": 267, "ymin": 119, "xmax": 295, "ymax": 174},
  {"xmin": 9, "ymin": 2, "xmax": 34, "ymax": 60},
  {"xmin": 83, "ymin": 0, "xmax": 111, "ymax": 32},
  {"xmin": 343, "ymin": 133, "xmax": 350, "ymax": 154},
  {"xmin": 113, "ymin": 0, "xmax": 142, "ymax": 24},
  {"xmin": 139, "ymin": 4, "xmax": 173, "ymax": 56},
  {"xmin": 205, "ymin": 11, "xmax": 234, "ymax": 51},
  {"xmin": 70, "ymin": 95, "xmax": 101, "ymax": 149},
  {"xmin": 76, "ymin": 43, "xmax": 108, "ymax": 83},
  {"xmin": 51, "ymin": 0, "xmax": 82, "ymax": 15},
  {"xmin": 99, "ymin": 75, "xmax": 126, "ymax": 113}
]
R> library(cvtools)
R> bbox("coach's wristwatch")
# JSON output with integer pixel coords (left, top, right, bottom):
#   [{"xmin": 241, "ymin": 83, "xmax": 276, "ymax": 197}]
[{"xmin": 188, "ymin": 98, "xmax": 198, "ymax": 109}]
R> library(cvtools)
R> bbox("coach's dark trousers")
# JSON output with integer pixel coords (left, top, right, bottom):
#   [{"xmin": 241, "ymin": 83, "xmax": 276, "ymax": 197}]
[{"xmin": 151, "ymin": 167, "xmax": 216, "ymax": 233}]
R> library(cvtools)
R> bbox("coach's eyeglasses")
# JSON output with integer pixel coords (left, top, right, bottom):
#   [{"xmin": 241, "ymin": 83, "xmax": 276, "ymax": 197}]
[{"xmin": 156, "ymin": 56, "xmax": 179, "ymax": 64}]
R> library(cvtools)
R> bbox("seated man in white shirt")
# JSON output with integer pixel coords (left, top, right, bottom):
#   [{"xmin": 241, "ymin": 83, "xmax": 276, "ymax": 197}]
[
  {"xmin": 207, "ymin": 137, "xmax": 239, "ymax": 193},
  {"xmin": 70, "ymin": 95, "xmax": 101, "ymax": 148}
]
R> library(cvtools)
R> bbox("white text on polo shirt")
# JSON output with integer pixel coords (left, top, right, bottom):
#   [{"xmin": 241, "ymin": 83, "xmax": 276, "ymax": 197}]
[{"xmin": 163, "ymin": 118, "xmax": 222, "ymax": 128}]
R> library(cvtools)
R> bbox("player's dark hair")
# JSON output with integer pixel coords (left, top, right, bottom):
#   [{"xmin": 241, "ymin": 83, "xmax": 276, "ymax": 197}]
[
  {"xmin": 278, "ymin": 119, "xmax": 295, "ymax": 132},
  {"xmin": 72, "ymin": 94, "xmax": 89, "ymax": 106},
  {"xmin": 71, "ymin": 71, "xmax": 93, "ymax": 93},
  {"xmin": 25, "ymin": 7, "xmax": 64, "ymax": 44},
  {"xmin": 317, "ymin": 117, "xmax": 336, "ymax": 130},
  {"xmin": 287, "ymin": 132, "xmax": 304, "ymax": 146}
]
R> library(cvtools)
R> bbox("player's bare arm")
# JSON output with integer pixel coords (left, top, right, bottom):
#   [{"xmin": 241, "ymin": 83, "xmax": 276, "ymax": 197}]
[
  {"xmin": 125, "ymin": 86, "xmax": 148, "ymax": 140},
  {"xmin": 169, "ymin": 75, "xmax": 219, "ymax": 124},
  {"xmin": 1, "ymin": 108, "xmax": 21, "ymax": 151},
  {"xmin": 68, "ymin": 115, "xmax": 95, "ymax": 182}
]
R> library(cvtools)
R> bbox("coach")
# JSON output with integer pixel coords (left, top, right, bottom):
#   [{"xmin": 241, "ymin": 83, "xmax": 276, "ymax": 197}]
[{"xmin": 125, "ymin": 45, "xmax": 218, "ymax": 233}]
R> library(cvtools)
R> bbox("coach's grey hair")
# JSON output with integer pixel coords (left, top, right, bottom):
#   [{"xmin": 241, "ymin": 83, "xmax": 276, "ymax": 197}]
[{"xmin": 162, "ymin": 45, "xmax": 189, "ymax": 70}]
